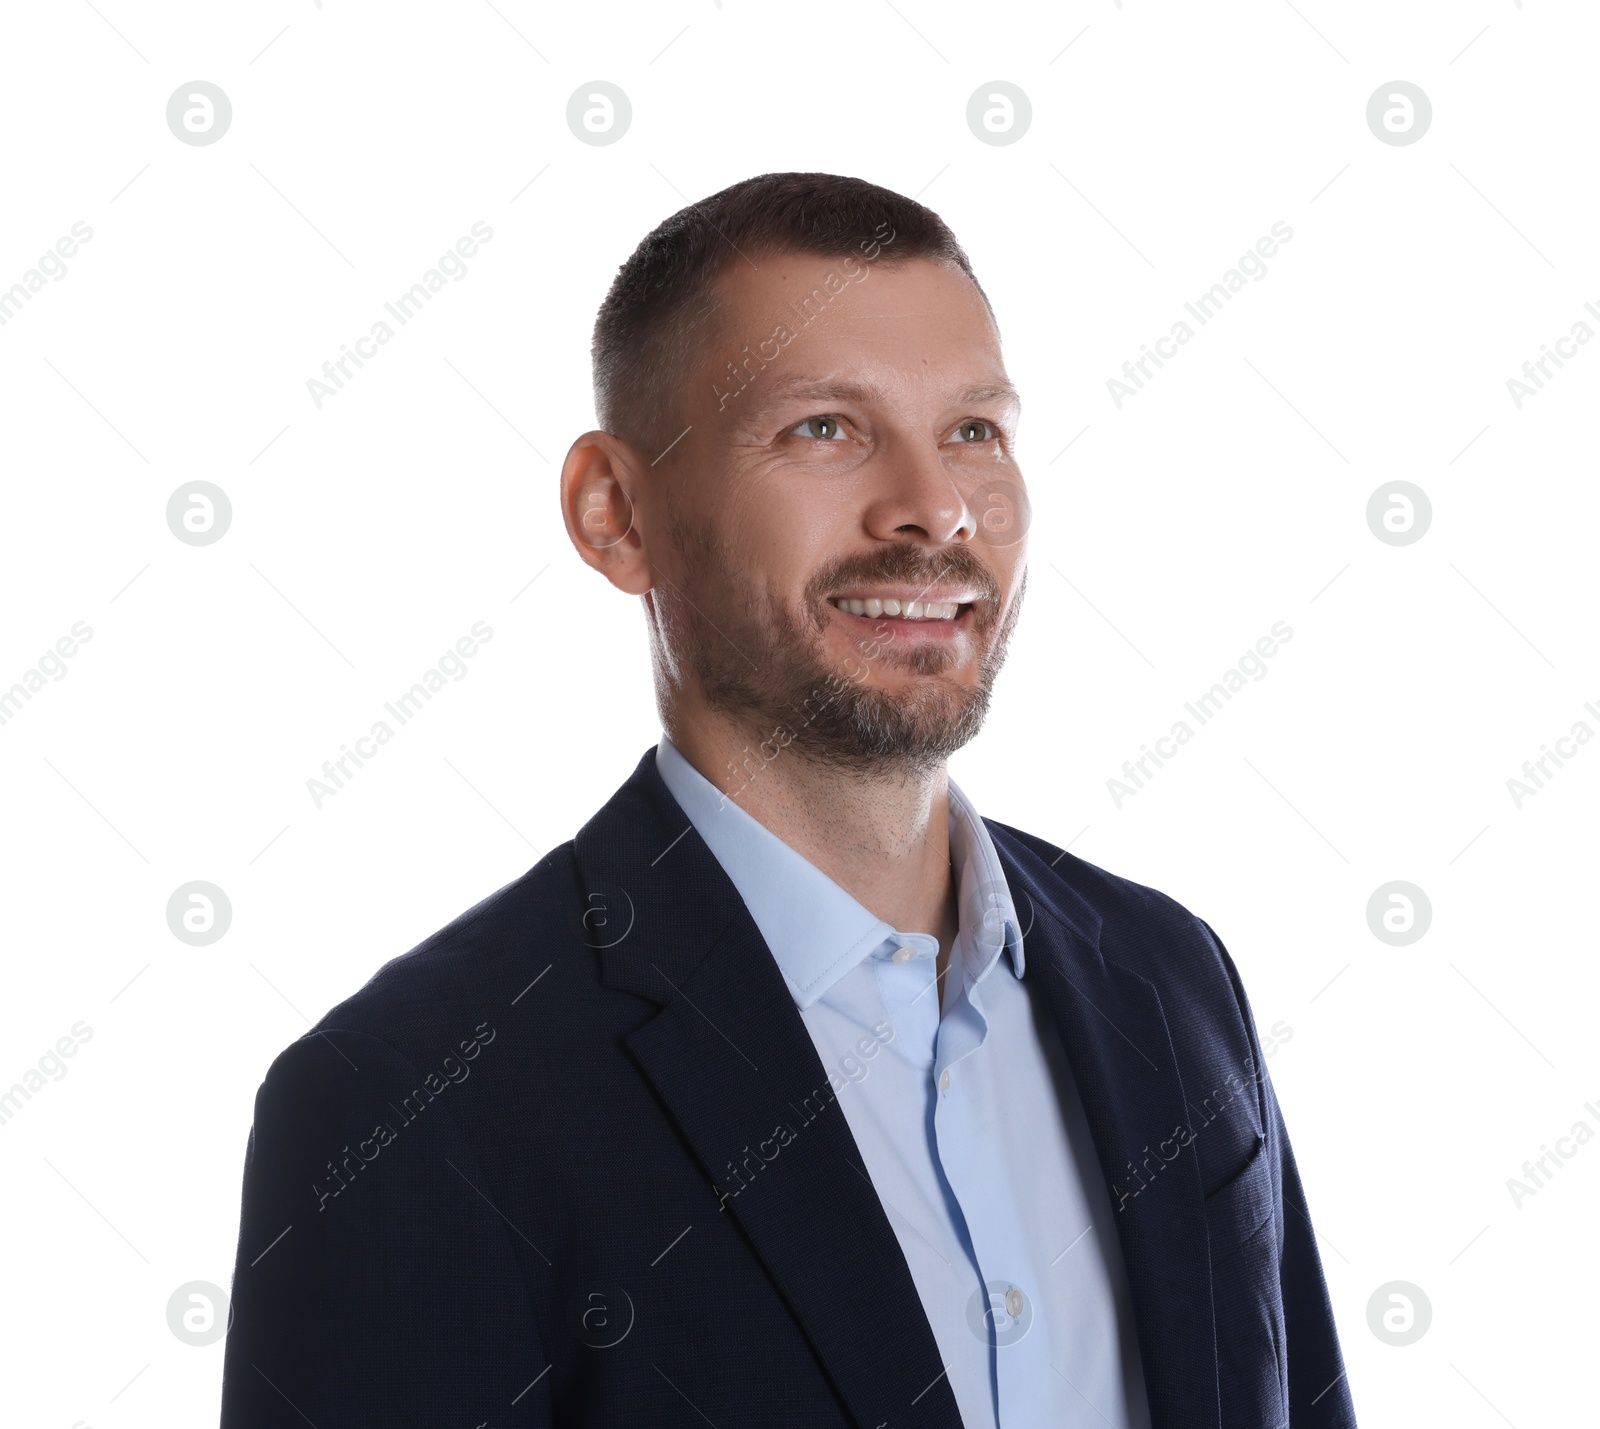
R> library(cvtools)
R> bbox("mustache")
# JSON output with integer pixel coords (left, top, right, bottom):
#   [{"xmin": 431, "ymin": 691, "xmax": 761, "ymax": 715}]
[{"xmin": 810, "ymin": 548, "xmax": 998, "ymax": 605}]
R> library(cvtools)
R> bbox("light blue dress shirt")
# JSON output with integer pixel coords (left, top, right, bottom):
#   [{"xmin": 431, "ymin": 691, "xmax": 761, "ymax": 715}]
[{"xmin": 655, "ymin": 735, "xmax": 1152, "ymax": 1429}]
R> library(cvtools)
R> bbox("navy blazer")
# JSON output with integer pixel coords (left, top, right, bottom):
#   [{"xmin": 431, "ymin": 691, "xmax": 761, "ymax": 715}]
[{"xmin": 220, "ymin": 745, "xmax": 1357, "ymax": 1428}]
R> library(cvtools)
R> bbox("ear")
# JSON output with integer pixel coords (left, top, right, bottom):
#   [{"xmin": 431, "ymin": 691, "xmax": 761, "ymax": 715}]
[{"xmin": 559, "ymin": 431, "xmax": 652, "ymax": 595}]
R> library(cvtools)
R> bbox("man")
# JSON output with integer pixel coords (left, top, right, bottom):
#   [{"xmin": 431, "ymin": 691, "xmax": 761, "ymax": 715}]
[{"xmin": 221, "ymin": 172, "xmax": 1356, "ymax": 1428}]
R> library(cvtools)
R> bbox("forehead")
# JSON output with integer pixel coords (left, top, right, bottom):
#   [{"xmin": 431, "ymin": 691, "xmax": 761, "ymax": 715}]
[{"xmin": 705, "ymin": 252, "xmax": 1005, "ymax": 395}]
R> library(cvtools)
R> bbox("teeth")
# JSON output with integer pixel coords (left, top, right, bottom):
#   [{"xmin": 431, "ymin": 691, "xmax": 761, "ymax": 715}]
[{"xmin": 831, "ymin": 597, "xmax": 961, "ymax": 621}]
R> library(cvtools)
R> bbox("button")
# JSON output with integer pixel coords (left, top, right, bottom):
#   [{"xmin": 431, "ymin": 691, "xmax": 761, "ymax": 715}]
[
  {"xmin": 892, "ymin": 945, "xmax": 914, "ymax": 964},
  {"xmin": 939, "ymin": 1069, "xmax": 950, "ymax": 1092},
  {"xmin": 1005, "ymin": 1287, "xmax": 1026, "ymax": 1318}
]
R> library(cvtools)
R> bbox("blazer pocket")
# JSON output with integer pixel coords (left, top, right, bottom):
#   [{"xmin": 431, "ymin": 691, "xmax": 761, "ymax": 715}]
[{"xmin": 1202, "ymin": 1132, "xmax": 1275, "ymax": 1264}]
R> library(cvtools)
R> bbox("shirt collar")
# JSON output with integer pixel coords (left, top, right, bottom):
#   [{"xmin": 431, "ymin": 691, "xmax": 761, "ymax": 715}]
[{"xmin": 654, "ymin": 733, "xmax": 1025, "ymax": 1010}]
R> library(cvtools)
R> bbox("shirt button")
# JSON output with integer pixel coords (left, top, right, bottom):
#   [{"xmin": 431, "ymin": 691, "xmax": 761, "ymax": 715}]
[
  {"xmin": 1005, "ymin": 1287, "xmax": 1026, "ymax": 1318},
  {"xmin": 892, "ymin": 945, "xmax": 914, "ymax": 964},
  {"xmin": 939, "ymin": 1069, "xmax": 950, "ymax": 1092}
]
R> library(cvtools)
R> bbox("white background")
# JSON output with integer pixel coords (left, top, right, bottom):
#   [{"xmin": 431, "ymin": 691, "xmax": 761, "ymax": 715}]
[{"xmin": 2, "ymin": 1, "xmax": 1596, "ymax": 1424}]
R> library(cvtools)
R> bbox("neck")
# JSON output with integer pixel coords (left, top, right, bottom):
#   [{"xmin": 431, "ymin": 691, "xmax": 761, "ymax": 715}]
[{"xmin": 666, "ymin": 710, "xmax": 960, "ymax": 955}]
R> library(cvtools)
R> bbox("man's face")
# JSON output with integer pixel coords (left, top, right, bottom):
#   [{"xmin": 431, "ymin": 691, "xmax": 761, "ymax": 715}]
[{"xmin": 641, "ymin": 252, "xmax": 1028, "ymax": 775}]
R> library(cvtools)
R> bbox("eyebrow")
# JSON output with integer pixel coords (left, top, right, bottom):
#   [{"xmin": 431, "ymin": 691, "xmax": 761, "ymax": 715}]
[{"xmin": 736, "ymin": 374, "xmax": 1022, "ymax": 427}]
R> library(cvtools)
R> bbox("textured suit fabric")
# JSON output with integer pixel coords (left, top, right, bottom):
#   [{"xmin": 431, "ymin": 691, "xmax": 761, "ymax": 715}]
[
  {"xmin": 653, "ymin": 732, "xmax": 1152, "ymax": 1429},
  {"xmin": 219, "ymin": 744, "xmax": 1358, "ymax": 1428}
]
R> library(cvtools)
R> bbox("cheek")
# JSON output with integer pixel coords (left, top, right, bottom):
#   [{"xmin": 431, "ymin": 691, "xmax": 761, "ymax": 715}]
[
  {"xmin": 730, "ymin": 499, "xmax": 837, "ymax": 592},
  {"xmin": 998, "ymin": 550, "xmax": 1027, "ymax": 593},
  {"xmin": 962, "ymin": 552, "xmax": 1020, "ymax": 632}
]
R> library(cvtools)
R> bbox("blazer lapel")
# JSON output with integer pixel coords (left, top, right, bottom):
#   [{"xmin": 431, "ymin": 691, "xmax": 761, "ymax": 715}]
[
  {"xmin": 576, "ymin": 749, "xmax": 965, "ymax": 1429},
  {"xmin": 988, "ymin": 825, "xmax": 1222, "ymax": 1429}
]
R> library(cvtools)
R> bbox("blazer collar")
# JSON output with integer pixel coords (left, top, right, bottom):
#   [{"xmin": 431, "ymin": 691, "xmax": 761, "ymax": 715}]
[
  {"xmin": 985, "ymin": 821, "xmax": 1223, "ymax": 1429},
  {"xmin": 652, "ymin": 733, "xmax": 1025, "ymax": 1009},
  {"xmin": 573, "ymin": 746, "xmax": 1222, "ymax": 1429}
]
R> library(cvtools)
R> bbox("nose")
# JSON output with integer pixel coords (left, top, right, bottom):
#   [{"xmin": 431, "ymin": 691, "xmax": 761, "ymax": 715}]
[{"xmin": 860, "ymin": 434, "xmax": 978, "ymax": 547}]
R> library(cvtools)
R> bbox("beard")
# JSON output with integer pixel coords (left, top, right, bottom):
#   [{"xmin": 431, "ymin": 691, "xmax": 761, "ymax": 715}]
[{"xmin": 654, "ymin": 505, "xmax": 1025, "ymax": 778}]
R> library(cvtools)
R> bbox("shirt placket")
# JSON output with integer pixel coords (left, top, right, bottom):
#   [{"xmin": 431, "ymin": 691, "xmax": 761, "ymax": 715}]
[{"xmin": 932, "ymin": 963, "xmax": 1056, "ymax": 1427}]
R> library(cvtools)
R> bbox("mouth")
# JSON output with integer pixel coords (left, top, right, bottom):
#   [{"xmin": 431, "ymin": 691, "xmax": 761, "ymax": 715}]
[
  {"xmin": 832, "ymin": 595, "xmax": 966, "ymax": 620},
  {"xmin": 826, "ymin": 594, "xmax": 978, "ymax": 639}
]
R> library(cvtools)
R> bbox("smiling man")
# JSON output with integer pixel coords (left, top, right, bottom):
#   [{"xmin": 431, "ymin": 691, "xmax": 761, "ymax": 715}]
[{"xmin": 221, "ymin": 173, "xmax": 1356, "ymax": 1429}]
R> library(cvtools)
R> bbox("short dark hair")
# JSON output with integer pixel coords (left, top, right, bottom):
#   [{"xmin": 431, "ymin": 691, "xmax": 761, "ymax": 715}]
[{"xmin": 590, "ymin": 171, "xmax": 991, "ymax": 458}]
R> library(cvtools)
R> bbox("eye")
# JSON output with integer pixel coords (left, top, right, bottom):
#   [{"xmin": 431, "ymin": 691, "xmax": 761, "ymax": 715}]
[
  {"xmin": 947, "ymin": 419, "xmax": 995, "ymax": 444},
  {"xmin": 790, "ymin": 414, "xmax": 846, "ymax": 441}
]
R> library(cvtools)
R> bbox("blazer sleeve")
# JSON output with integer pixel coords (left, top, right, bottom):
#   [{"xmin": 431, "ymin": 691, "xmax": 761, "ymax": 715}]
[
  {"xmin": 1268, "ymin": 1072, "xmax": 1357, "ymax": 1425},
  {"xmin": 219, "ymin": 1028, "xmax": 551, "ymax": 1427},
  {"xmin": 1201, "ymin": 919, "xmax": 1359, "ymax": 1428}
]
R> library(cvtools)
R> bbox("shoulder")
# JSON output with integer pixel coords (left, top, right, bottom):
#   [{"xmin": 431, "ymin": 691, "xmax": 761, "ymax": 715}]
[
  {"xmin": 985, "ymin": 817, "xmax": 1221, "ymax": 953},
  {"xmin": 985, "ymin": 816, "xmax": 1272, "ymax": 1154},
  {"xmin": 983, "ymin": 815, "xmax": 1251, "ymax": 1028},
  {"xmin": 261, "ymin": 842, "xmax": 585, "ymax": 1087}
]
